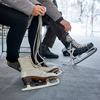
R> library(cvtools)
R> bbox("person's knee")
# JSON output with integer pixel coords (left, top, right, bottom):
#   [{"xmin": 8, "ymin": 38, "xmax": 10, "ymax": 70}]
[
  {"xmin": 11, "ymin": 14, "xmax": 28, "ymax": 29},
  {"xmin": 17, "ymin": 16, "xmax": 28, "ymax": 28}
]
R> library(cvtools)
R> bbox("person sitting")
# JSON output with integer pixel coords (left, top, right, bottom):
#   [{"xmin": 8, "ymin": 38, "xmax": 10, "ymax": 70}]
[
  {"xmin": 0, "ymin": 0, "xmax": 60, "ymax": 84},
  {"xmin": 39, "ymin": 0, "xmax": 94, "ymax": 59}
]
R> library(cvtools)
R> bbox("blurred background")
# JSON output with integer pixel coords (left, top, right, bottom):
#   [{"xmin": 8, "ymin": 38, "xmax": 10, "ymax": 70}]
[{"xmin": 57, "ymin": 0, "xmax": 100, "ymax": 37}]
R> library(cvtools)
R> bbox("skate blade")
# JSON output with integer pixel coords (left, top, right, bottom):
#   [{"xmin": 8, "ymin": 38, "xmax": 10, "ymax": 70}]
[
  {"xmin": 73, "ymin": 47, "xmax": 97, "ymax": 65},
  {"xmin": 35, "ymin": 71, "xmax": 62, "ymax": 86},
  {"xmin": 56, "ymin": 70, "xmax": 62, "ymax": 76},
  {"xmin": 22, "ymin": 78, "xmax": 60, "ymax": 91}
]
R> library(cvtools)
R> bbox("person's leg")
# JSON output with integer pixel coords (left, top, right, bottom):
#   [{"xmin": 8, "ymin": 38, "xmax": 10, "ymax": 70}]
[
  {"xmin": 0, "ymin": 4, "xmax": 28, "ymax": 62},
  {"xmin": 42, "ymin": 26, "xmax": 56, "ymax": 48},
  {"xmin": 28, "ymin": 16, "xmax": 59, "ymax": 72},
  {"xmin": 40, "ymin": 26, "xmax": 59, "ymax": 58},
  {"xmin": 42, "ymin": 15, "xmax": 56, "ymax": 48},
  {"xmin": 39, "ymin": 15, "xmax": 59, "ymax": 58},
  {"xmin": 42, "ymin": 15, "xmax": 67, "ymax": 46},
  {"xmin": 0, "ymin": 4, "xmax": 28, "ymax": 71},
  {"xmin": 49, "ymin": 20, "xmax": 94, "ymax": 56},
  {"xmin": 28, "ymin": 16, "xmax": 44, "ymax": 63},
  {"xmin": 42, "ymin": 15, "xmax": 94, "ymax": 57}
]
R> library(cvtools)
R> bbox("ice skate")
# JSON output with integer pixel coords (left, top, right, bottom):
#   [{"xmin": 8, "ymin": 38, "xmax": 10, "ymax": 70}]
[
  {"xmin": 63, "ymin": 42, "xmax": 97, "ymax": 65},
  {"xmin": 73, "ymin": 46, "xmax": 97, "ymax": 64},
  {"xmin": 18, "ymin": 55, "xmax": 59, "ymax": 91},
  {"xmin": 34, "ymin": 63, "xmax": 62, "ymax": 86},
  {"xmin": 62, "ymin": 34, "xmax": 97, "ymax": 65},
  {"xmin": 62, "ymin": 34, "xmax": 94, "ymax": 56},
  {"xmin": 35, "ymin": 62, "xmax": 62, "ymax": 76}
]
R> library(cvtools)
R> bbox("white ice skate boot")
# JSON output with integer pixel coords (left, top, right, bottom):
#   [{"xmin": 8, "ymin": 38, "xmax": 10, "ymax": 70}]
[
  {"xmin": 32, "ymin": 56, "xmax": 62, "ymax": 75},
  {"xmin": 18, "ymin": 55, "xmax": 59, "ymax": 91},
  {"xmin": 25, "ymin": 55, "xmax": 62, "ymax": 75},
  {"xmin": 35, "ymin": 64, "xmax": 62, "ymax": 76},
  {"xmin": 62, "ymin": 34, "xmax": 97, "ymax": 64}
]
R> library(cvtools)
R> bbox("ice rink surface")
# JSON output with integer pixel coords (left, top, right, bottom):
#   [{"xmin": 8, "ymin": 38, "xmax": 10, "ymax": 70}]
[{"xmin": 0, "ymin": 35, "xmax": 100, "ymax": 100}]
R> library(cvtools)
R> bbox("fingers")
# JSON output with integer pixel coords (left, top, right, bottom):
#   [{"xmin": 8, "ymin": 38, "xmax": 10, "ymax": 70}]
[
  {"xmin": 64, "ymin": 23, "xmax": 71, "ymax": 32},
  {"xmin": 31, "ymin": 5, "xmax": 46, "ymax": 16},
  {"xmin": 42, "ymin": 7, "xmax": 46, "ymax": 12},
  {"xmin": 60, "ymin": 20, "xmax": 72, "ymax": 32},
  {"xmin": 39, "ymin": 6, "xmax": 46, "ymax": 15},
  {"xmin": 38, "ymin": 6, "xmax": 46, "ymax": 16},
  {"xmin": 39, "ymin": 8, "xmax": 45, "ymax": 16},
  {"xmin": 41, "ymin": 6, "xmax": 46, "ymax": 12}
]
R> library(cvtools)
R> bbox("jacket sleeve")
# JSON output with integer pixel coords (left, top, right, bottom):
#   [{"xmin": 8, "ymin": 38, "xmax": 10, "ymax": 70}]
[
  {"xmin": 53, "ymin": 0, "xmax": 58, "ymax": 8},
  {"xmin": 1, "ymin": 0, "xmax": 40, "ymax": 16},
  {"xmin": 37, "ymin": 0, "xmax": 63, "ymax": 22}
]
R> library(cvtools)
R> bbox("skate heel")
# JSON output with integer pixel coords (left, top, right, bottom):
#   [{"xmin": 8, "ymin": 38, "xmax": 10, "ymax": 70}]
[{"xmin": 22, "ymin": 77, "xmax": 32, "ymax": 85}]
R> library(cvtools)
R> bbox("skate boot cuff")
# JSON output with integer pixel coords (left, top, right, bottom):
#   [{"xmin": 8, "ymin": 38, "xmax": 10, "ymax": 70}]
[{"xmin": 64, "ymin": 42, "xmax": 70, "ymax": 49}]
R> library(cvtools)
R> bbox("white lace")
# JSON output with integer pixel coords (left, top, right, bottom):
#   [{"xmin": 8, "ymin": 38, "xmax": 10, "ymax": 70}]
[
  {"xmin": 67, "ymin": 35, "xmax": 87, "ymax": 48},
  {"xmin": 72, "ymin": 40, "xmax": 87, "ymax": 48},
  {"xmin": 29, "ymin": 56, "xmax": 41, "ymax": 68}
]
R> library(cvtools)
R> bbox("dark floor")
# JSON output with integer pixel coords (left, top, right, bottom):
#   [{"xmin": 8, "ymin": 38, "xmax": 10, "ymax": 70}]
[{"xmin": 0, "ymin": 36, "xmax": 100, "ymax": 100}]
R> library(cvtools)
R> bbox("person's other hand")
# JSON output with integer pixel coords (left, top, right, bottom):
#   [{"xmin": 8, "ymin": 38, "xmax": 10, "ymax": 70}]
[
  {"xmin": 31, "ymin": 5, "xmax": 46, "ymax": 16},
  {"xmin": 60, "ymin": 20, "xmax": 71, "ymax": 32}
]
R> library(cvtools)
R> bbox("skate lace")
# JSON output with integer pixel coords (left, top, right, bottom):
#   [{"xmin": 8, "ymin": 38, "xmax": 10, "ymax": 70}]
[
  {"xmin": 29, "ymin": 56, "xmax": 40, "ymax": 68},
  {"xmin": 72, "ymin": 40, "xmax": 86, "ymax": 48},
  {"xmin": 68, "ymin": 43, "xmax": 75, "ymax": 65}
]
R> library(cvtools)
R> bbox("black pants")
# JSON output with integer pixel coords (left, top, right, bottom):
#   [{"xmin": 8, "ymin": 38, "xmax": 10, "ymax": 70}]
[
  {"xmin": 0, "ymin": 4, "xmax": 43, "ymax": 63},
  {"xmin": 42, "ymin": 14, "xmax": 68, "ymax": 48}
]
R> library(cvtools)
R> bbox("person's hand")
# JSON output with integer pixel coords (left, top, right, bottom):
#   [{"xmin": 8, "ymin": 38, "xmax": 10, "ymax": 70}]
[
  {"xmin": 31, "ymin": 5, "xmax": 46, "ymax": 16},
  {"xmin": 60, "ymin": 20, "xmax": 71, "ymax": 32}
]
